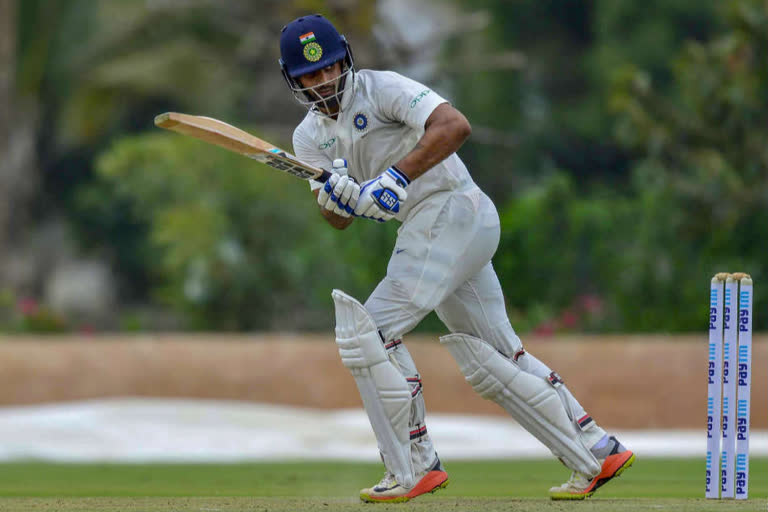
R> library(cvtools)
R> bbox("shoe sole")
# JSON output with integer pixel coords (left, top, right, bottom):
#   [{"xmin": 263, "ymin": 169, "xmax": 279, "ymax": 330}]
[
  {"xmin": 360, "ymin": 471, "xmax": 449, "ymax": 503},
  {"xmin": 550, "ymin": 451, "xmax": 636, "ymax": 500}
]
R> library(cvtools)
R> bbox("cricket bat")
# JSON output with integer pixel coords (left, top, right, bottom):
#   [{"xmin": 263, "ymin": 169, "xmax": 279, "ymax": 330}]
[{"xmin": 154, "ymin": 112, "xmax": 332, "ymax": 183}]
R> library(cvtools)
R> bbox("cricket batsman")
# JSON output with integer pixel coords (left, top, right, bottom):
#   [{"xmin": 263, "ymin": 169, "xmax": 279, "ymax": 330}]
[{"xmin": 279, "ymin": 14, "xmax": 635, "ymax": 502}]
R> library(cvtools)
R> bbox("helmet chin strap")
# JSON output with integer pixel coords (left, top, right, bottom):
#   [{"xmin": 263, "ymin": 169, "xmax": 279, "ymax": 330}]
[
  {"xmin": 326, "ymin": 66, "xmax": 355, "ymax": 115},
  {"xmin": 288, "ymin": 63, "xmax": 355, "ymax": 118},
  {"xmin": 302, "ymin": 77, "xmax": 341, "ymax": 114}
]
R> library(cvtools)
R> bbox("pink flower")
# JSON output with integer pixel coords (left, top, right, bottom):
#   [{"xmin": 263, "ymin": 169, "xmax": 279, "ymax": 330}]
[
  {"xmin": 577, "ymin": 294, "xmax": 603, "ymax": 315},
  {"xmin": 78, "ymin": 324, "xmax": 95, "ymax": 335},
  {"xmin": 560, "ymin": 309, "xmax": 579, "ymax": 329},
  {"xmin": 17, "ymin": 297, "xmax": 39, "ymax": 316},
  {"xmin": 533, "ymin": 320, "xmax": 556, "ymax": 337}
]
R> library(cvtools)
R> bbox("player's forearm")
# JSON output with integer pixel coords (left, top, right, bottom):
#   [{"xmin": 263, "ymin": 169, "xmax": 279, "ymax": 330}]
[
  {"xmin": 394, "ymin": 104, "xmax": 471, "ymax": 182},
  {"xmin": 313, "ymin": 188, "xmax": 354, "ymax": 229},
  {"xmin": 320, "ymin": 207, "xmax": 355, "ymax": 230}
]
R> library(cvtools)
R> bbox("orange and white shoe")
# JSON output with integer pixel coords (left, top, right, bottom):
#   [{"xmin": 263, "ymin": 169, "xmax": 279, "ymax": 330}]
[
  {"xmin": 359, "ymin": 457, "xmax": 449, "ymax": 503},
  {"xmin": 549, "ymin": 436, "xmax": 635, "ymax": 500}
]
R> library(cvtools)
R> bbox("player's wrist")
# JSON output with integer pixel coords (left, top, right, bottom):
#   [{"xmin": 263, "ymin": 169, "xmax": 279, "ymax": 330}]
[
  {"xmin": 322, "ymin": 206, "xmax": 355, "ymax": 229},
  {"xmin": 387, "ymin": 165, "xmax": 411, "ymax": 187}
]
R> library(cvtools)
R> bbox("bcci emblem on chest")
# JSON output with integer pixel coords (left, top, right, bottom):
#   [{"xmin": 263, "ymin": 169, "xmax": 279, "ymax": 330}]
[{"xmin": 353, "ymin": 112, "xmax": 369, "ymax": 132}]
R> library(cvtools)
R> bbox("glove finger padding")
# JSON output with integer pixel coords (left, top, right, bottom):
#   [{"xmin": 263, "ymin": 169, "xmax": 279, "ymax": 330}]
[
  {"xmin": 318, "ymin": 169, "xmax": 361, "ymax": 218},
  {"xmin": 332, "ymin": 175, "xmax": 351, "ymax": 216},
  {"xmin": 361, "ymin": 202, "xmax": 393, "ymax": 222},
  {"xmin": 354, "ymin": 187, "xmax": 375, "ymax": 217},
  {"xmin": 339, "ymin": 177, "xmax": 359, "ymax": 210},
  {"xmin": 332, "ymin": 175, "xmax": 360, "ymax": 217},
  {"xmin": 316, "ymin": 159, "xmax": 358, "ymax": 218},
  {"xmin": 318, "ymin": 173, "xmax": 341, "ymax": 210},
  {"xmin": 328, "ymin": 175, "xmax": 349, "ymax": 217}
]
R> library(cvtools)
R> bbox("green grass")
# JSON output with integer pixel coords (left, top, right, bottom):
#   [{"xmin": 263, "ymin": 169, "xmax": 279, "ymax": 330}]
[{"xmin": 0, "ymin": 458, "xmax": 764, "ymax": 511}]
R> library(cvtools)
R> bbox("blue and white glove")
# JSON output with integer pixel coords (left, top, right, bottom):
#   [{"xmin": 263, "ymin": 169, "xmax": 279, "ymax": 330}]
[
  {"xmin": 354, "ymin": 166, "xmax": 410, "ymax": 222},
  {"xmin": 317, "ymin": 159, "xmax": 360, "ymax": 218}
]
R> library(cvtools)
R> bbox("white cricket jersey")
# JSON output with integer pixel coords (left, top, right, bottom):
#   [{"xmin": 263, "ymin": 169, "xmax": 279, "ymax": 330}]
[{"xmin": 292, "ymin": 69, "xmax": 475, "ymax": 222}]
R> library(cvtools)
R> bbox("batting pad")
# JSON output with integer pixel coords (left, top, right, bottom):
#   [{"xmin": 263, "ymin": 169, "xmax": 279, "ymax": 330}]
[
  {"xmin": 332, "ymin": 289, "xmax": 415, "ymax": 488},
  {"xmin": 440, "ymin": 333, "xmax": 600, "ymax": 477}
]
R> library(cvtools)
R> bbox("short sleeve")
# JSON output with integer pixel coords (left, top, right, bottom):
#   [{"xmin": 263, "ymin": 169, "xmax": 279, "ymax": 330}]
[
  {"xmin": 293, "ymin": 124, "xmax": 333, "ymax": 191},
  {"xmin": 371, "ymin": 71, "xmax": 449, "ymax": 131}
]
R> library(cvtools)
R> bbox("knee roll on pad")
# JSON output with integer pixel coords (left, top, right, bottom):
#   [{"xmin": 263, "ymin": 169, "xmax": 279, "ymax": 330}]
[
  {"xmin": 332, "ymin": 289, "xmax": 415, "ymax": 488},
  {"xmin": 440, "ymin": 333, "xmax": 600, "ymax": 477}
]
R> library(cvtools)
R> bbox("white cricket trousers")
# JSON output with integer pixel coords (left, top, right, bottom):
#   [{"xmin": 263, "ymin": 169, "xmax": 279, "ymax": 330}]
[
  {"xmin": 363, "ymin": 183, "xmax": 603, "ymax": 474},
  {"xmin": 365, "ymin": 183, "xmax": 518, "ymax": 357}
]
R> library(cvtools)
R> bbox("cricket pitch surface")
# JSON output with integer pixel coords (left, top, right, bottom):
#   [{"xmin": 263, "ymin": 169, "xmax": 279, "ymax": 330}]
[{"xmin": 0, "ymin": 460, "xmax": 765, "ymax": 512}]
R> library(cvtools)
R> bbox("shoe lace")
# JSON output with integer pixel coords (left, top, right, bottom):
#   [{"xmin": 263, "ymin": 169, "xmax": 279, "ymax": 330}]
[
  {"xmin": 376, "ymin": 472, "xmax": 397, "ymax": 488},
  {"xmin": 565, "ymin": 471, "xmax": 592, "ymax": 488}
]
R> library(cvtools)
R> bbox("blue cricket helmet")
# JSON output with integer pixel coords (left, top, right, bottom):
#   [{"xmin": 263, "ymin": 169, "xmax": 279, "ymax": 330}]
[
  {"xmin": 279, "ymin": 14, "xmax": 351, "ymax": 78},
  {"xmin": 279, "ymin": 14, "xmax": 356, "ymax": 115}
]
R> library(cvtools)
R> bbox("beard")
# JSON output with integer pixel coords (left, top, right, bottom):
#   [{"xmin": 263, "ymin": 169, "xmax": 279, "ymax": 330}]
[{"xmin": 296, "ymin": 65, "xmax": 350, "ymax": 116}]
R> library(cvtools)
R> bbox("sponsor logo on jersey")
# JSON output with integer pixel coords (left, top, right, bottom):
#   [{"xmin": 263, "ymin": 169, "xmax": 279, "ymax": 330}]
[
  {"xmin": 303, "ymin": 42, "xmax": 323, "ymax": 62},
  {"xmin": 318, "ymin": 137, "xmax": 336, "ymax": 150},
  {"xmin": 410, "ymin": 89, "xmax": 431, "ymax": 108},
  {"xmin": 353, "ymin": 112, "xmax": 369, "ymax": 131}
]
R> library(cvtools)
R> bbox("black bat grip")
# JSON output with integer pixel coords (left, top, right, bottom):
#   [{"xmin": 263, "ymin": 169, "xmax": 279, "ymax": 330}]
[{"xmin": 317, "ymin": 169, "xmax": 333, "ymax": 183}]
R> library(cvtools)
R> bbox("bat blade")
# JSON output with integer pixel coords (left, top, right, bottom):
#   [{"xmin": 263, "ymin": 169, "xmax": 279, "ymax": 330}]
[{"xmin": 154, "ymin": 112, "xmax": 331, "ymax": 183}]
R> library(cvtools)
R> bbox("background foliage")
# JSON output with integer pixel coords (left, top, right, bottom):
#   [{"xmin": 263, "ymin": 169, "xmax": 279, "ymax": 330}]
[{"xmin": 1, "ymin": 0, "xmax": 765, "ymax": 332}]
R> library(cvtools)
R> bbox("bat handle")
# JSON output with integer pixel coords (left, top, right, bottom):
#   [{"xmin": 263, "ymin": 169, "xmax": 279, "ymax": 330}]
[{"xmin": 317, "ymin": 169, "xmax": 333, "ymax": 183}]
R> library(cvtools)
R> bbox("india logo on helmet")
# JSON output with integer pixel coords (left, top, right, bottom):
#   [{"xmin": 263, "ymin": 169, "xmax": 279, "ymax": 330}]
[{"xmin": 303, "ymin": 42, "xmax": 323, "ymax": 62}]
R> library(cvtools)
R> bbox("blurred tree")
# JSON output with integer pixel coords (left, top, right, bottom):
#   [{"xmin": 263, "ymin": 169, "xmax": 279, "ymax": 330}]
[
  {"xmin": 609, "ymin": 0, "xmax": 768, "ymax": 329},
  {"xmin": 7, "ymin": 0, "xmax": 760, "ymax": 332},
  {"xmin": 495, "ymin": 0, "xmax": 767, "ymax": 332},
  {"xmin": 8, "ymin": 0, "xmax": 397, "ymax": 321},
  {"xmin": 81, "ymin": 129, "xmax": 397, "ymax": 330},
  {"xmin": 0, "ymin": 0, "xmax": 11, "ymax": 138},
  {"xmin": 0, "ymin": 0, "xmax": 41, "ymax": 297},
  {"xmin": 0, "ymin": 0, "xmax": 13, "ymax": 248},
  {"xmin": 444, "ymin": 0, "xmax": 722, "ymax": 201},
  {"xmin": 45, "ymin": 0, "xmax": 473, "ymax": 328}
]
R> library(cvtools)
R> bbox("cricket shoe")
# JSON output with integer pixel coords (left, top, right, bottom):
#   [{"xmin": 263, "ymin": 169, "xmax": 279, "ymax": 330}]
[
  {"xmin": 549, "ymin": 435, "xmax": 635, "ymax": 500},
  {"xmin": 359, "ymin": 457, "xmax": 449, "ymax": 503}
]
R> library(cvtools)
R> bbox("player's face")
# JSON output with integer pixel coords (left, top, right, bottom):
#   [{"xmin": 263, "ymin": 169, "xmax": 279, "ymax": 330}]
[
  {"xmin": 297, "ymin": 62, "xmax": 343, "ymax": 114},
  {"xmin": 298, "ymin": 62, "xmax": 342, "ymax": 90}
]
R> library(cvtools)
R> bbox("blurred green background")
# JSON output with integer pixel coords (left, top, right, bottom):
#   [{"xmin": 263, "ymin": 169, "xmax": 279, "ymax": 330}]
[{"xmin": 0, "ymin": 0, "xmax": 765, "ymax": 334}]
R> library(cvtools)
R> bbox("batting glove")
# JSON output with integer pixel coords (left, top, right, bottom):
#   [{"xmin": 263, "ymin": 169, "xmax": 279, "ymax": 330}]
[
  {"xmin": 317, "ymin": 159, "xmax": 360, "ymax": 218},
  {"xmin": 354, "ymin": 166, "xmax": 410, "ymax": 222}
]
